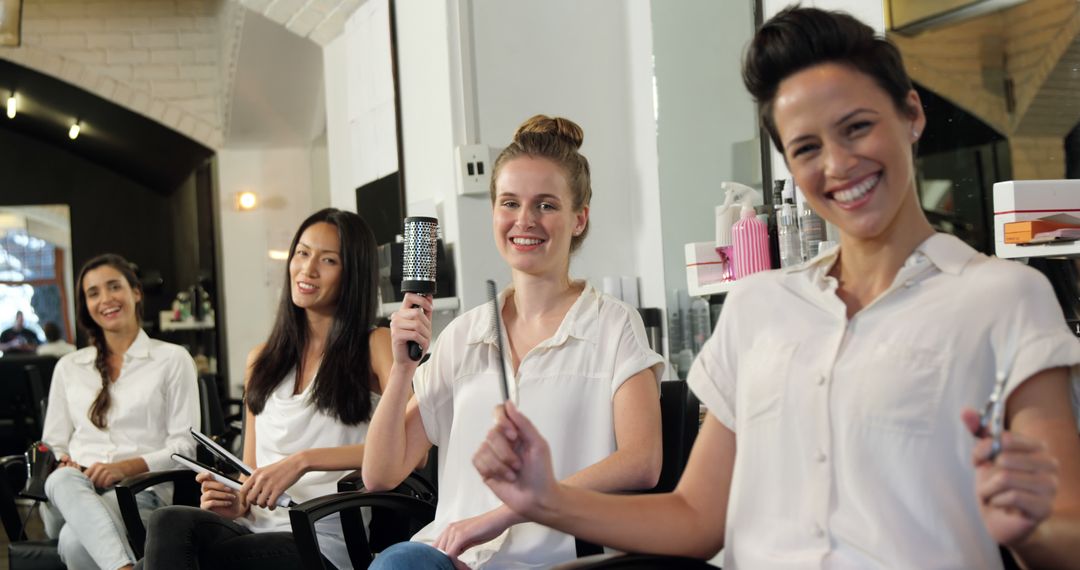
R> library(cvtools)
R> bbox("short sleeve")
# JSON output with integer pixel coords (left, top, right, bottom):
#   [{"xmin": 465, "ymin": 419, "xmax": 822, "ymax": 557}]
[
  {"xmin": 687, "ymin": 292, "xmax": 740, "ymax": 431},
  {"xmin": 412, "ymin": 325, "xmax": 457, "ymax": 448},
  {"xmin": 610, "ymin": 306, "xmax": 666, "ymax": 394},
  {"xmin": 999, "ymin": 267, "xmax": 1080, "ymax": 419}
]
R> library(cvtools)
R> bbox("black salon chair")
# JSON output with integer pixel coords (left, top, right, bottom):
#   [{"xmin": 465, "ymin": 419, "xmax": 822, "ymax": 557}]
[
  {"xmin": 3, "ymin": 454, "xmax": 64, "ymax": 570},
  {"xmin": 569, "ymin": 379, "xmax": 701, "ymax": 558},
  {"xmin": 114, "ymin": 374, "xmax": 229, "ymax": 559}
]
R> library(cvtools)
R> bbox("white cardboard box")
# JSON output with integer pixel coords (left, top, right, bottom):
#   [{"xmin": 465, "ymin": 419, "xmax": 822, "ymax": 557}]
[{"xmin": 993, "ymin": 179, "xmax": 1080, "ymax": 259}]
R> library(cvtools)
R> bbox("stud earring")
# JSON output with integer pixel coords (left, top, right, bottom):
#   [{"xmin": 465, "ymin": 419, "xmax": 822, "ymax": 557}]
[{"xmin": 912, "ymin": 128, "xmax": 920, "ymax": 139}]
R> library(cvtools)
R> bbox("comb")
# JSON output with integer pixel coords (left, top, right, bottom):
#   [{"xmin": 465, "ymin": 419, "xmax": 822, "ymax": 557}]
[{"xmin": 487, "ymin": 279, "xmax": 511, "ymax": 402}]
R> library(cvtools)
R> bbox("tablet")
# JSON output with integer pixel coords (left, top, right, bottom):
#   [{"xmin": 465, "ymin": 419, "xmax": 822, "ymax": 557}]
[
  {"xmin": 173, "ymin": 453, "xmax": 296, "ymax": 508},
  {"xmin": 172, "ymin": 453, "xmax": 243, "ymax": 491},
  {"xmin": 190, "ymin": 428, "xmax": 251, "ymax": 476}
]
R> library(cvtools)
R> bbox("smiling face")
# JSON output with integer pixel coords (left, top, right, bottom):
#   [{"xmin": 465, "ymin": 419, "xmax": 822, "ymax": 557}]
[
  {"xmin": 289, "ymin": 221, "xmax": 343, "ymax": 315},
  {"xmin": 492, "ymin": 156, "xmax": 589, "ymax": 278},
  {"xmin": 773, "ymin": 62, "xmax": 926, "ymax": 243},
  {"xmin": 81, "ymin": 265, "xmax": 142, "ymax": 335}
]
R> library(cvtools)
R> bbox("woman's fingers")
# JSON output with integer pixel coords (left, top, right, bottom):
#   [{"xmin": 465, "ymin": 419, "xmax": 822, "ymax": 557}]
[
  {"xmin": 980, "ymin": 468, "xmax": 1058, "ymax": 499},
  {"xmin": 474, "ymin": 441, "xmax": 518, "ymax": 482},
  {"xmin": 484, "ymin": 425, "xmax": 522, "ymax": 471},
  {"xmin": 973, "ymin": 431, "xmax": 1049, "ymax": 464}
]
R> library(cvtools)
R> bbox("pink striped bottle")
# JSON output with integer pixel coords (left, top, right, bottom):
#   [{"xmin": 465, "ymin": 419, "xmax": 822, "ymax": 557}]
[{"xmin": 731, "ymin": 205, "xmax": 771, "ymax": 279}]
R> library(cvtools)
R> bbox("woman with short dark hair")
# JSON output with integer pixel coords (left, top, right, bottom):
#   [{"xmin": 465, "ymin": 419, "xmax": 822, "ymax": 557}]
[{"xmin": 473, "ymin": 8, "xmax": 1080, "ymax": 568}]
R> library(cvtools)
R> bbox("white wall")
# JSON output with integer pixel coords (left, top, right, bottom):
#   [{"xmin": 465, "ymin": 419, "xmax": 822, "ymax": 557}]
[
  {"xmin": 462, "ymin": 0, "xmax": 664, "ymax": 310},
  {"xmin": 321, "ymin": 0, "xmax": 664, "ymax": 315},
  {"xmin": 217, "ymin": 148, "xmax": 314, "ymax": 392}
]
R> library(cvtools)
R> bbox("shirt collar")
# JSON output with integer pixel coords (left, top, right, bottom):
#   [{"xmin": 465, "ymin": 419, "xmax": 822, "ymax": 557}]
[
  {"xmin": 465, "ymin": 281, "xmax": 599, "ymax": 346},
  {"xmin": 73, "ymin": 329, "xmax": 152, "ymax": 364},
  {"xmin": 790, "ymin": 232, "xmax": 978, "ymax": 286}
]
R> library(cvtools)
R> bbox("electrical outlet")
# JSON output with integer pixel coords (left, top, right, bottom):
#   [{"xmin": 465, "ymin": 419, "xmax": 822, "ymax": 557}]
[{"xmin": 456, "ymin": 144, "xmax": 493, "ymax": 196}]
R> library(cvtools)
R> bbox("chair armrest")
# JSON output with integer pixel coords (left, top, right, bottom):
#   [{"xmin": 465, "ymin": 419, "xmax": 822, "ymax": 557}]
[
  {"xmin": 289, "ymin": 490, "xmax": 436, "ymax": 570},
  {"xmin": 553, "ymin": 553, "xmax": 716, "ymax": 569},
  {"xmin": 336, "ymin": 470, "xmax": 363, "ymax": 492},
  {"xmin": 336, "ymin": 471, "xmax": 436, "ymax": 503},
  {"xmin": 115, "ymin": 469, "xmax": 201, "ymax": 559}
]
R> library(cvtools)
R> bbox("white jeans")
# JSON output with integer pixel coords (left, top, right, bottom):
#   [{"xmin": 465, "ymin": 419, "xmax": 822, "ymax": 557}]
[{"xmin": 41, "ymin": 466, "xmax": 162, "ymax": 570}]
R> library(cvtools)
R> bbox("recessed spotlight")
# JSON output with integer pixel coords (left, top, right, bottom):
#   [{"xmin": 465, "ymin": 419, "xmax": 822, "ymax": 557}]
[
  {"xmin": 68, "ymin": 122, "xmax": 80, "ymax": 140},
  {"xmin": 6, "ymin": 95, "xmax": 15, "ymax": 119},
  {"xmin": 235, "ymin": 191, "xmax": 258, "ymax": 211}
]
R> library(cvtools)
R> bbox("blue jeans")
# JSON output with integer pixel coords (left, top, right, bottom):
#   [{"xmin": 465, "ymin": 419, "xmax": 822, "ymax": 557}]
[
  {"xmin": 41, "ymin": 465, "xmax": 163, "ymax": 569},
  {"xmin": 370, "ymin": 541, "xmax": 456, "ymax": 570}
]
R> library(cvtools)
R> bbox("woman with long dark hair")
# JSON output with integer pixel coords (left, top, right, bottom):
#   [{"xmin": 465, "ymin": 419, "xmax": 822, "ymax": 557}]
[
  {"xmin": 473, "ymin": 7, "xmax": 1080, "ymax": 569},
  {"xmin": 41, "ymin": 253, "xmax": 200, "ymax": 570},
  {"xmin": 139, "ymin": 208, "xmax": 391, "ymax": 570}
]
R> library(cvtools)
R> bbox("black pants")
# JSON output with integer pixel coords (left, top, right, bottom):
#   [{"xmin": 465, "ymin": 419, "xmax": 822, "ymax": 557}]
[{"xmin": 136, "ymin": 505, "xmax": 307, "ymax": 570}]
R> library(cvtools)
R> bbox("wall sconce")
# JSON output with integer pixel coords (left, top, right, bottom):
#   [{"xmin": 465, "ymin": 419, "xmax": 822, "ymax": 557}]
[
  {"xmin": 6, "ymin": 94, "xmax": 15, "ymax": 119},
  {"xmin": 234, "ymin": 191, "xmax": 258, "ymax": 211},
  {"xmin": 68, "ymin": 122, "xmax": 80, "ymax": 140}
]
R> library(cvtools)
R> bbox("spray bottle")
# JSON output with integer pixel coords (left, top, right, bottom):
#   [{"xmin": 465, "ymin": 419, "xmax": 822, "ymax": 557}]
[
  {"xmin": 729, "ymin": 185, "xmax": 771, "ymax": 279},
  {"xmin": 715, "ymin": 182, "xmax": 753, "ymax": 281}
]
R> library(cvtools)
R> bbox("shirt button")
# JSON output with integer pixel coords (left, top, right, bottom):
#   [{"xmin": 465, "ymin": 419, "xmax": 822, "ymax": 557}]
[
  {"xmin": 903, "ymin": 280, "xmax": 915, "ymax": 288},
  {"xmin": 812, "ymin": 523, "xmax": 825, "ymax": 538},
  {"xmin": 817, "ymin": 375, "xmax": 827, "ymax": 386},
  {"xmin": 816, "ymin": 451, "xmax": 827, "ymax": 463}
]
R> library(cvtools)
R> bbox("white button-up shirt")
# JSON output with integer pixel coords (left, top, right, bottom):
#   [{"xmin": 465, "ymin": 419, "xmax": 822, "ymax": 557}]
[
  {"xmin": 42, "ymin": 329, "xmax": 199, "ymax": 472},
  {"xmin": 412, "ymin": 282, "xmax": 664, "ymax": 568},
  {"xmin": 689, "ymin": 233, "xmax": 1080, "ymax": 569}
]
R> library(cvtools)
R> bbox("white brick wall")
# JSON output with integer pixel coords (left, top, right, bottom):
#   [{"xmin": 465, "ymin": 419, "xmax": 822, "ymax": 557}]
[{"xmin": 0, "ymin": 0, "xmax": 236, "ymax": 148}]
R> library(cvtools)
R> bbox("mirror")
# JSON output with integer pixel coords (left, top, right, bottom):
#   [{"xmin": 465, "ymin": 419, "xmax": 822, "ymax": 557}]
[
  {"xmin": 0, "ymin": 204, "xmax": 74, "ymax": 348},
  {"xmin": 886, "ymin": 0, "xmax": 1080, "ymax": 252},
  {"xmin": 650, "ymin": 0, "xmax": 763, "ymax": 363}
]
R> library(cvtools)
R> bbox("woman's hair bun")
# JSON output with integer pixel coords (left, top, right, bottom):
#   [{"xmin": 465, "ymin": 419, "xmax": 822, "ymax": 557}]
[{"xmin": 513, "ymin": 114, "xmax": 584, "ymax": 149}]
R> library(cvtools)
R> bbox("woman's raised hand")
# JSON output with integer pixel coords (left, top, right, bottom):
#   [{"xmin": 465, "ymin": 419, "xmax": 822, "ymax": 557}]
[
  {"xmin": 390, "ymin": 292, "xmax": 433, "ymax": 366},
  {"xmin": 197, "ymin": 471, "xmax": 248, "ymax": 520},
  {"xmin": 961, "ymin": 407, "xmax": 1059, "ymax": 546},
  {"xmin": 473, "ymin": 402, "xmax": 560, "ymax": 519}
]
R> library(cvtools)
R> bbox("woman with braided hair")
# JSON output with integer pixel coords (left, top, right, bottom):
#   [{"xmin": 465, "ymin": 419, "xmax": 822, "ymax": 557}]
[{"xmin": 41, "ymin": 253, "xmax": 199, "ymax": 570}]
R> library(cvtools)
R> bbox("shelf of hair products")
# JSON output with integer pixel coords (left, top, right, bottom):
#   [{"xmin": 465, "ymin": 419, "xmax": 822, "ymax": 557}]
[{"xmin": 674, "ymin": 179, "xmax": 836, "ymax": 379}]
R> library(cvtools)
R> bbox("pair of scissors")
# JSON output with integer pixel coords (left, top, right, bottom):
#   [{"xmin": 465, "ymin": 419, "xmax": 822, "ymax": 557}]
[{"xmin": 978, "ymin": 332, "xmax": 1017, "ymax": 462}]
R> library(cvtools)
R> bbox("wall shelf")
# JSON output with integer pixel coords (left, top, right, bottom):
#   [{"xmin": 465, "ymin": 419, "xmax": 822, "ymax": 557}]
[
  {"xmin": 995, "ymin": 241, "xmax": 1080, "ymax": 260},
  {"xmin": 159, "ymin": 311, "xmax": 215, "ymax": 331},
  {"xmin": 688, "ymin": 280, "xmax": 737, "ymax": 298}
]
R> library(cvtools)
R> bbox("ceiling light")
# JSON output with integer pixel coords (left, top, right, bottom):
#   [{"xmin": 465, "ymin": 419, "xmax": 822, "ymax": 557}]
[
  {"xmin": 235, "ymin": 191, "xmax": 258, "ymax": 211},
  {"xmin": 68, "ymin": 122, "xmax": 80, "ymax": 140},
  {"xmin": 5, "ymin": 95, "xmax": 14, "ymax": 119}
]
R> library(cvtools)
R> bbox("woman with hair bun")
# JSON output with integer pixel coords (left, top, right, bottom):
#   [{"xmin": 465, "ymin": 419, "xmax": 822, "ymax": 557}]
[
  {"xmin": 41, "ymin": 253, "xmax": 200, "ymax": 570},
  {"xmin": 363, "ymin": 115, "xmax": 664, "ymax": 568},
  {"xmin": 473, "ymin": 7, "xmax": 1080, "ymax": 569}
]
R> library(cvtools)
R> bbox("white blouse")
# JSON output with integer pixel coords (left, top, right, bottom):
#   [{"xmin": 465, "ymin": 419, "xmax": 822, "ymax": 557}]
[
  {"xmin": 689, "ymin": 233, "xmax": 1080, "ymax": 569},
  {"xmin": 42, "ymin": 329, "xmax": 199, "ymax": 473},
  {"xmin": 240, "ymin": 369, "xmax": 378, "ymax": 570},
  {"xmin": 411, "ymin": 282, "xmax": 665, "ymax": 569}
]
